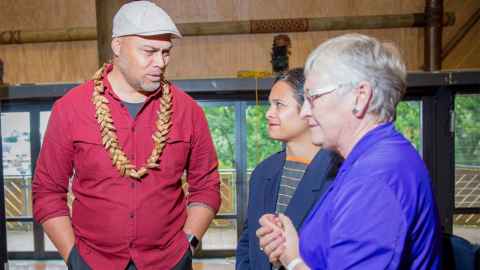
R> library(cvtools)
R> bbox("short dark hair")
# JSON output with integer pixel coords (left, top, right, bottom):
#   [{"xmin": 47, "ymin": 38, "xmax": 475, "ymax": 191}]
[{"xmin": 273, "ymin": 68, "xmax": 305, "ymax": 106}]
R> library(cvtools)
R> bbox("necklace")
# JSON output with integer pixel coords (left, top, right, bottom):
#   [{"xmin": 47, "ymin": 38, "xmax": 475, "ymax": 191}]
[{"xmin": 91, "ymin": 64, "xmax": 173, "ymax": 180}]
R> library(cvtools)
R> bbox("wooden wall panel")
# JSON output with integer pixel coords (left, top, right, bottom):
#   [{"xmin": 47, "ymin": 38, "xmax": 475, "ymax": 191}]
[
  {"xmin": 0, "ymin": 0, "xmax": 97, "ymax": 84},
  {"xmin": 0, "ymin": 0, "xmax": 95, "ymax": 30},
  {"xmin": 443, "ymin": 0, "xmax": 480, "ymax": 69},
  {"xmin": 154, "ymin": 0, "xmax": 423, "ymax": 21},
  {"xmin": 167, "ymin": 28, "xmax": 424, "ymax": 79},
  {"xmin": 0, "ymin": 41, "xmax": 97, "ymax": 84},
  {"xmin": 443, "ymin": 0, "xmax": 479, "ymax": 43},
  {"xmin": 2, "ymin": 0, "xmax": 469, "ymax": 84},
  {"xmin": 443, "ymin": 21, "xmax": 480, "ymax": 69}
]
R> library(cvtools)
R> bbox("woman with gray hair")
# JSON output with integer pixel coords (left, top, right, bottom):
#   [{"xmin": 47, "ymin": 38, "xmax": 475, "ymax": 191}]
[{"xmin": 256, "ymin": 34, "xmax": 441, "ymax": 270}]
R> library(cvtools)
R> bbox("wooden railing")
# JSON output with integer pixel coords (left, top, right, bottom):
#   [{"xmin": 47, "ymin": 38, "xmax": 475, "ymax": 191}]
[
  {"xmin": 4, "ymin": 166, "xmax": 477, "ymax": 231},
  {"xmin": 4, "ymin": 175, "xmax": 31, "ymax": 231},
  {"xmin": 454, "ymin": 165, "xmax": 480, "ymax": 226}
]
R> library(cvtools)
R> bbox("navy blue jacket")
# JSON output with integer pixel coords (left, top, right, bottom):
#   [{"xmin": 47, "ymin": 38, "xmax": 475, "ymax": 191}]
[{"xmin": 236, "ymin": 149, "xmax": 341, "ymax": 270}]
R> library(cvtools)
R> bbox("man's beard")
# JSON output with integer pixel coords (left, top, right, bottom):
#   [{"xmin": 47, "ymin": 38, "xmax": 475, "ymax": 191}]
[
  {"xmin": 140, "ymin": 80, "xmax": 161, "ymax": 92},
  {"xmin": 117, "ymin": 57, "xmax": 161, "ymax": 92}
]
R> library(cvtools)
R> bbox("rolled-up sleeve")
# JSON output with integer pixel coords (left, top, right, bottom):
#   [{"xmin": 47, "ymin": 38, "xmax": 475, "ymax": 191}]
[
  {"xmin": 328, "ymin": 177, "xmax": 407, "ymax": 269},
  {"xmin": 185, "ymin": 105, "xmax": 221, "ymax": 213},
  {"xmin": 32, "ymin": 100, "xmax": 74, "ymax": 224}
]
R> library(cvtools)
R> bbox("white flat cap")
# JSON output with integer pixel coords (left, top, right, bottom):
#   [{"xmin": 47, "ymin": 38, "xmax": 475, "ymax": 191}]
[{"xmin": 112, "ymin": 1, "xmax": 182, "ymax": 38}]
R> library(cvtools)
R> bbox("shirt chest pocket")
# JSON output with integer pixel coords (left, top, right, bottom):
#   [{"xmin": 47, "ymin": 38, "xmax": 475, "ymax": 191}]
[
  {"xmin": 160, "ymin": 135, "xmax": 191, "ymax": 178},
  {"xmin": 72, "ymin": 130, "xmax": 118, "ymax": 180},
  {"xmin": 71, "ymin": 125, "xmax": 192, "ymax": 181}
]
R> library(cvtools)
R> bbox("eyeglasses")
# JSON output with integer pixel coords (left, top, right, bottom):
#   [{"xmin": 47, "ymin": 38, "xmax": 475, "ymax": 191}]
[{"xmin": 304, "ymin": 83, "xmax": 348, "ymax": 105}]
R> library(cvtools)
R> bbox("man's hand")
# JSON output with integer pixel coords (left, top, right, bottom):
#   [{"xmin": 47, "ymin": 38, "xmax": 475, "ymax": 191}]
[{"xmin": 183, "ymin": 203, "xmax": 216, "ymax": 254}]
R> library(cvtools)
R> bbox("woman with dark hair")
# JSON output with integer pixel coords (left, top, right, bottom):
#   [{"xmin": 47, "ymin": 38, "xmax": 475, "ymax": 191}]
[{"xmin": 236, "ymin": 68, "xmax": 341, "ymax": 270}]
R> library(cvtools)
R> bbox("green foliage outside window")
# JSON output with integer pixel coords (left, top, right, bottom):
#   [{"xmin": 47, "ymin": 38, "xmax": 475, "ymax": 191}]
[
  {"xmin": 395, "ymin": 101, "xmax": 421, "ymax": 150},
  {"xmin": 203, "ymin": 106, "xmax": 236, "ymax": 169},
  {"xmin": 246, "ymin": 105, "xmax": 282, "ymax": 169},
  {"xmin": 203, "ymin": 96, "xmax": 480, "ymax": 170},
  {"xmin": 455, "ymin": 95, "xmax": 480, "ymax": 166},
  {"xmin": 203, "ymin": 105, "xmax": 282, "ymax": 170}
]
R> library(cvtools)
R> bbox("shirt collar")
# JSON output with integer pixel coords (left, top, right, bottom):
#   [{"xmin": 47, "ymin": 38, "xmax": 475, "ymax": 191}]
[
  {"xmin": 102, "ymin": 63, "xmax": 164, "ymax": 103},
  {"xmin": 339, "ymin": 122, "xmax": 395, "ymax": 172}
]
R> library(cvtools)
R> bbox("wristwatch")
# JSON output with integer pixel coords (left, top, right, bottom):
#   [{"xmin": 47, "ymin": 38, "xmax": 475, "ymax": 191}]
[{"xmin": 187, "ymin": 234, "xmax": 200, "ymax": 253}]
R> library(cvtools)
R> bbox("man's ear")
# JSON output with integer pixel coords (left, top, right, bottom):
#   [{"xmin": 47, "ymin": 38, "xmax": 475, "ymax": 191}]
[{"xmin": 111, "ymin": 37, "xmax": 121, "ymax": 57}]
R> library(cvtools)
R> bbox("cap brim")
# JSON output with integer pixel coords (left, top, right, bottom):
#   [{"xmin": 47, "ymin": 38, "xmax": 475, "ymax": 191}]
[{"xmin": 112, "ymin": 30, "xmax": 182, "ymax": 39}]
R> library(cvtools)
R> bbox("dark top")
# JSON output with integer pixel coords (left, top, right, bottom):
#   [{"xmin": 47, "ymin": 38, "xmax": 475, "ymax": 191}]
[
  {"xmin": 236, "ymin": 149, "xmax": 342, "ymax": 270},
  {"xmin": 122, "ymin": 100, "xmax": 144, "ymax": 118},
  {"xmin": 276, "ymin": 159, "xmax": 308, "ymax": 214}
]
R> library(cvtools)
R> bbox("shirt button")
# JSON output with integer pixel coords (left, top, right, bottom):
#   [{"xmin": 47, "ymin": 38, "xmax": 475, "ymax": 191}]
[
  {"xmin": 129, "ymin": 242, "xmax": 134, "ymax": 248},
  {"xmin": 130, "ymin": 182, "xmax": 135, "ymax": 188},
  {"xmin": 130, "ymin": 212, "xmax": 134, "ymax": 219}
]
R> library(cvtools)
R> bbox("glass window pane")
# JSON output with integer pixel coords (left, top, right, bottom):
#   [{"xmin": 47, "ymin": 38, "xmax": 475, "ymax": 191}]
[
  {"xmin": 40, "ymin": 111, "xmax": 51, "ymax": 144},
  {"xmin": 2, "ymin": 112, "xmax": 32, "ymax": 217},
  {"xmin": 8, "ymin": 261, "xmax": 67, "ymax": 268},
  {"xmin": 203, "ymin": 106, "xmax": 236, "ymax": 215},
  {"xmin": 453, "ymin": 214, "xmax": 480, "ymax": 245},
  {"xmin": 455, "ymin": 94, "xmax": 480, "ymax": 167},
  {"xmin": 246, "ymin": 105, "xmax": 282, "ymax": 177},
  {"xmin": 193, "ymin": 259, "xmax": 235, "ymax": 270},
  {"xmin": 6, "ymin": 221, "xmax": 34, "ymax": 251},
  {"xmin": 44, "ymin": 232, "xmax": 57, "ymax": 251},
  {"xmin": 455, "ymin": 167, "xmax": 480, "ymax": 208},
  {"xmin": 454, "ymin": 94, "xmax": 480, "ymax": 245},
  {"xmin": 202, "ymin": 219, "xmax": 237, "ymax": 250},
  {"xmin": 455, "ymin": 94, "xmax": 480, "ymax": 209},
  {"xmin": 395, "ymin": 101, "xmax": 421, "ymax": 151},
  {"xmin": 218, "ymin": 170, "xmax": 236, "ymax": 216},
  {"xmin": 4, "ymin": 177, "xmax": 31, "ymax": 218}
]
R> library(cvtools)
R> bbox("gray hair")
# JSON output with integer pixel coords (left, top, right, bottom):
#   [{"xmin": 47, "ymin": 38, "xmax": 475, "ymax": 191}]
[
  {"xmin": 273, "ymin": 67, "xmax": 306, "ymax": 106},
  {"xmin": 304, "ymin": 33, "xmax": 407, "ymax": 122}
]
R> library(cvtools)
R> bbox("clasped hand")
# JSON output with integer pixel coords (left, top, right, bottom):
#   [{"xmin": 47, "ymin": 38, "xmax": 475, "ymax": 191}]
[{"xmin": 255, "ymin": 213, "xmax": 300, "ymax": 267}]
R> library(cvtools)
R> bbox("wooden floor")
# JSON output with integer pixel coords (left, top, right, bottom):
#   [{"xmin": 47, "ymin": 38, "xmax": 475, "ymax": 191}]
[{"xmin": 7, "ymin": 259, "xmax": 235, "ymax": 270}]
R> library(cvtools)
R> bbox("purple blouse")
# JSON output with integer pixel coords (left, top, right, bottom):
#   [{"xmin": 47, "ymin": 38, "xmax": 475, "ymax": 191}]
[{"xmin": 299, "ymin": 123, "xmax": 441, "ymax": 269}]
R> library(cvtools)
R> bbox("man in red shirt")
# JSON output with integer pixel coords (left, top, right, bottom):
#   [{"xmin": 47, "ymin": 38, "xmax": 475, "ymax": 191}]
[{"xmin": 32, "ymin": 1, "xmax": 220, "ymax": 269}]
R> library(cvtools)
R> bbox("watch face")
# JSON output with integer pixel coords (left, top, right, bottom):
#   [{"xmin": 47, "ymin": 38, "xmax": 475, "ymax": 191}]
[{"xmin": 187, "ymin": 234, "xmax": 200, "ymax": 249}]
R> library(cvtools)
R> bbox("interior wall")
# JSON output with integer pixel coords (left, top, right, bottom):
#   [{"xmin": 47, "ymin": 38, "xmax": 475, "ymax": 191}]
[
  {"xmin": 0, "ymin": 0, "xmax": 476, "ymax": 84},
  {"xmin": 0, "ymin": 0, "xmax": 97, "ymax": 84},
  {"xmin": 156, "ymin": 0, "xmax": 424, "ymax": 78},
  {"xmin": 442, "ymin": 0, "xmax": 480, "ymax": 69}
]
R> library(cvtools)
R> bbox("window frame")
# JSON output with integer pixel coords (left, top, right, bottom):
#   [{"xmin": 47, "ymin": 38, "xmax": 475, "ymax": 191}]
[{"xmin": 0, "ymin": 71, "xmax": 479, "ymax": 260}]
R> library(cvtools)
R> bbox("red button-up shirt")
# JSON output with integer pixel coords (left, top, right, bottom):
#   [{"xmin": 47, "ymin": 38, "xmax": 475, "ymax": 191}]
[{"xmin": 32, "ymin": 65, "xmax": 221, "ymax": 270}]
